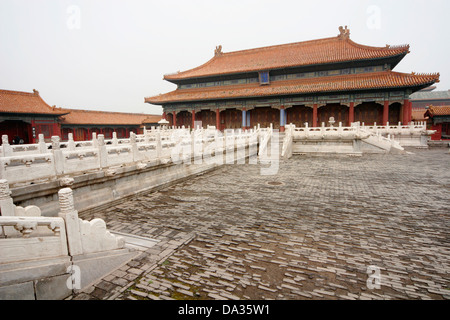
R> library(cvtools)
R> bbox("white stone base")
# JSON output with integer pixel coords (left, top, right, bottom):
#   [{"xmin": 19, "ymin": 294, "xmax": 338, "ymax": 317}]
[{"xmin": 0, "ymin": 256, "xmax": 72, "ymax": 300}]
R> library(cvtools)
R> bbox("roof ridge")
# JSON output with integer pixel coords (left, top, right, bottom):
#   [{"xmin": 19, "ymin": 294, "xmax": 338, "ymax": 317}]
[
  {"xmin": 346, "ymin": 38, "xmax": 410, "ymax": 53},
  {"xmin": 61, "ymin": 107, "xmax": 157, "ymax": 116},
  {"xmin": 34, "ymin": 91, "xmax": 60, "ymax": 112},
  {"xmin": 220, "ymin": 36, "xmax": 339, "ymax": 56},
  {"xmin": 0, "ymin": 88, "xmax": 69, "ymax": 115},
  {"xmin": 165, "ymin": 36, "xmax": 343, "ymax": 80},
  {"xmin": 214, "ymin": 35, "xmax": 409, "ymax": 57},
  {"xmin": 164, "ymin": 55, "xmax": 219, "ymax": 80},
  {"xmin": 0, "ymin": 89, "xmax": 37, "ymax": 96},
  {"xmin": 391, "ymin": 70, "xmax": 440, "ymax": 81}
]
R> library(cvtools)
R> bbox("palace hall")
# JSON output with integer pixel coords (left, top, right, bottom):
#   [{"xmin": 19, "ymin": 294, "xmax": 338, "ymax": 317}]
[
  {"xmin": 145, "ymin": 26, "xmax": 440, "ymax": 131},
  {"xmin": 0, "ymin": 89, "xmax": 160, "ymax": 144}
]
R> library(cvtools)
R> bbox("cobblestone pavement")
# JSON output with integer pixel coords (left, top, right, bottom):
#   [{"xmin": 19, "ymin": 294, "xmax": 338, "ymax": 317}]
[{"xmin": 73, "ymin": 148, "xmax": 450, "ymax": 300}]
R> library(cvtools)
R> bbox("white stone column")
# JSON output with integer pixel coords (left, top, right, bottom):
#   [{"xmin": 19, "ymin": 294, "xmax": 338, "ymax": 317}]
[
  {"xmin": 130, "ymin": 132, "xmax": 139, "ymax": 162},
  {"xmin": 67, "ymin": 133, "xmax": 75, "ymax": 151},
  {"xmin": 52, "ymin": 136, "xmax": 64, "ymax": 175},
  {"xmin": 156, "ymin": 131, "xmax": 162, "ymax": 159},
  {"xmin": 38, "ymin": 134, "xmax": 47, "ymax": 153},
  {"xmin": 58, "ymin": 188, "xmax": 83, "ymax": 256},
  {"xmin": 1, "ymin": 135, "xmax": 12, "ymax": 157},
  {"xmin": 0, "ymin": 179, "xmax": 15, "ymax": 216},
  {"xmin": 112, "ymin": 132, "xmax": 118, "ymax": 146},
  {"xmin": 143, "ymin": 127, "xmax": 150, "ymax": 144},
  {"xmin": 92, "ymin": 132, "xmax": 98, "ymax": 148},
  {"xmin": 98, "ymin": 134, "xmax": 107, "ymax": 168},
  {"xmin": 194, "ymin": 129, "xmax": 203, "ymax": 164}
]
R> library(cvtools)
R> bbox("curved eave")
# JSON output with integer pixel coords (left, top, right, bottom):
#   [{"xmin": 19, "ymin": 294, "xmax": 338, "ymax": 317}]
[
  {"xmin": 61, "ymin": 122, "xmax": 143, "ymax": 126},
  {"xmin": 0, "ymin": 110, "xmax": 69, "ymax": 116},
  {"xmin": 146, "ymin": 72, "xmax": 439, "ymax": 106},
  {"xmin": 163, "ymin": 36, "xmax": 410, "ymax": 83},
  {"xmin": 164, "ymin": 53, "xmax": 409, "ymax": 85}
]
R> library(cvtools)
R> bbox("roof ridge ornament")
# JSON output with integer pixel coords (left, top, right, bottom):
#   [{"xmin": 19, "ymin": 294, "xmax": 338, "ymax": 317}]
[
  {"xmin": 214, "ymin": 45, "xmax": 223, "ymax": 56},
  {"xmin": 338, "ymin": 26, "xmax": 350, "ymax": 39}
]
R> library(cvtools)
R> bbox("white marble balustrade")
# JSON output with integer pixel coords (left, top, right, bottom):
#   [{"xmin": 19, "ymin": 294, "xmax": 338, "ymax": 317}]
[
  {"xmin": 0, "ymin": 126, "xmax": 269, "ymax": 185},
  {"xmin": 0, "ymin": 179, "xmax": 124, "ymax": 262}
]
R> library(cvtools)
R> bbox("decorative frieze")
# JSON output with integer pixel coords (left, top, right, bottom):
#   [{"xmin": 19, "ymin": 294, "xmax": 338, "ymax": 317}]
[
  {"xmin": 178, "ymin": 65, "xmax": 386, "ymax": 90},
  {"xmin": 163, "ymin": 91, "xmax": 410, "ymax": 114}
]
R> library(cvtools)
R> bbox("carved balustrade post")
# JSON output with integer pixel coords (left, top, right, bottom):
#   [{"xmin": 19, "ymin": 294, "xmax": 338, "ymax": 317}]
[
  {"xmin": 112, "ymin": 132, "xmax": 118, "ymax": 146},
  {"xmin": 1, "ymin": 135, "xmax": 12, "ymax": 157},
  {"xmin": 52, "ymin": 136, "xmax": 64, "ymax": 175},
  {"xmin": 194, "ymin": 130, "xmax": 203, "ymax": 164},
  {"xmin": 97, "ymin": 134, "xmax": 107, "ymax": 168},
  {"xmin": 92, "ymin": 132, "xmax": 98, "ymax": 148},
  {"xmin": 0, "ymin": 179, "xmax": 15, "ymax": 216},
  {"xmin": 156, "ymin": 131, "xmax": 162, "ymax": 159},
  {"xmin": 67, "ymin": 133, "xmax": 75, "ymax": 151},
  {"xmin": 38, "ymin": 134, "xmax": 47, "ymax": 154},
  {"xmin": 130, "ymin": 132, "xmax": 139, "ymax": 162},
  {"xmin": 143, "ymin": 127, "xmax": 150, "ymax": 144},
  {"xmin": 58, "ymin": 187, "xmax": 83, "ymax": 256}
]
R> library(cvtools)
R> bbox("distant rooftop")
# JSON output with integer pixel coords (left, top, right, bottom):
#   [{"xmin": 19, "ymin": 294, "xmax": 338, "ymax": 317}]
[
  {"xmin": 0, "ymin": 89, "xmax": 68, "ymax": 115},
  {"xmin": 0, "ymin": 88, "xmax": 162, "ymax": 126},
  {"xmin": 60, "ymin": 108, "xmax": 161, "ymax": 126},
  {"xmin": 410, "ymin": 89, "xmax": 450, "ymax": 101},
  {"xmin": 425, "ymin": 105, "xmax": 450, "ymax": 117}
]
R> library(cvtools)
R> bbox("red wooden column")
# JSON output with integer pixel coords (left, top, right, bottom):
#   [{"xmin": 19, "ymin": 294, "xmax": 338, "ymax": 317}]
[
  {"xmin": 403, "ymin": 99, "xmax": 409, "ymax": 125},
  {"xmin": 383, "ymin": 100, "xmax": 389, "ymax": 125},
  {"xmin": 348, "ymin": 102, "xmax": 355, "ymax": 126},
  {"xmin": 191, "ymin": 110, "xmax": 196, "ymax": 129},
  {"xmin": 162, "ymin": 112, "xmax": 166, "ymax": 120},
  {"xmin": 173, "ymin": 111, "xmax": 177, "ymax": 127},
  {"xmin": 52, "ymin": 122, "xmax": 62, "ymax": 138},
  {"xmin": 312, "ymin": 104, "xmax": 318, "ymax": 127},
  {"xmin": 30, "ymin": 119, "xmax": 36, "ymax": 143},
  {"xmin": 216, "ymin": 109, "xmax": 220, "ymax": 130},
  {"xmin": 407, "ymin": 100, "xmax": 412, "ymax": 124},
  {"xmin": 430, "ymin": 124, "xmax": 442, "ymax": 140}
]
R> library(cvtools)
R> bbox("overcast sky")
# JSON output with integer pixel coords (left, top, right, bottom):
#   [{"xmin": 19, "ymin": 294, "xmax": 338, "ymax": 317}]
[{"xmin": 1, "ymin": 0, "xmax": 449, "ymax": 115}]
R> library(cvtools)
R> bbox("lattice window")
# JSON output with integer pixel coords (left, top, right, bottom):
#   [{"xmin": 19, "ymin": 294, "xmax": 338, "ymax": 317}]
[
  {"xmin": 36, "ymin": 124, "xmax": 51, "ymax": 138},
  {"xmin": 259, "ymin": 71, "xmax": 270, "ymax": 85}
]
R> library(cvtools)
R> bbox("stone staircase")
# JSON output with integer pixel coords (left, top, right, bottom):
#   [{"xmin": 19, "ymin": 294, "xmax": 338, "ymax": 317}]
[{"xmin": 281, "ymin": 124, "xmax": 405, "ymax": 158}]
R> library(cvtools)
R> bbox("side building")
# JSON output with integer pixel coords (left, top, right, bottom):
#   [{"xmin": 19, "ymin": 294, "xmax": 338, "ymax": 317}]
[
  {"xmin": 0, "ymin": 89, "xmax": 67, "ymax": 144},
  {"xmin": 410, "ymin": 87, "xmax": 450, "ymax": 109},
  {"xmin": 424, "ymin": 105, "xmax": 450, "ymax": 140},
  {"xmin": 0, "ymin": 89, "xmax": 161, "ymax": 144},
  {"xmin": 59, "ymin": 108, "xmax": 161, "ymax": 141},
  {"xmin": 145, "ymin": 27, "xmax": 440, "ymax": 131}
]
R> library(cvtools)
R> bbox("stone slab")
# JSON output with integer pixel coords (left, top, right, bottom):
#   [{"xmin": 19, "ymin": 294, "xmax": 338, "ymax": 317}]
[
  {"xmin": 0, "ymin": 281, "xmax": 35, "ymax": 300},
  {"xmin": 35, "ymin": 274, "xmax": 72, "ymax": 300},
  {"xmin": 71, "ymin": 249, "xmax": 140, "ymax": 292}
]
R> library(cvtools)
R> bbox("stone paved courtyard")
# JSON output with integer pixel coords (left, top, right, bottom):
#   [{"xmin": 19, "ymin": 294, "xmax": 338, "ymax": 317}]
[{"xmin": 75, "ymin": 148, "xmax": 450, "ymax": 300}]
